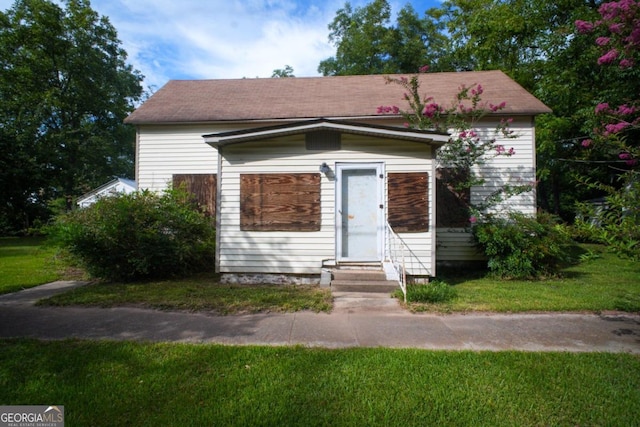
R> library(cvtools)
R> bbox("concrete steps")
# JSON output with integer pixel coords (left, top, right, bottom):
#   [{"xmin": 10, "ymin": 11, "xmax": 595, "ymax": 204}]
[{"xmin": 330, "ymin": 268, "xmax": 399, "ymax": 293}]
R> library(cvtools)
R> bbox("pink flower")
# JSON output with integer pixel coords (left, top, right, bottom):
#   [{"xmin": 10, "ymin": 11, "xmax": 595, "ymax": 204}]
[
  {"xmin": 581, "ymin": 139, "xmax": 592, "ymax": 148},
  {"xmin": 575, "ymin": 20, "xmax": 594, "ymax": 33},
  {"xmin": 469, "ymin": 216, "xmax": 477, "ymax": 224},
  {"xmin": 619, "ymin": 152, "xmax": 632, "ymax": 160},
  {"xmin": 508, "ymin": 147, "xmax": 515, "ymax": 156},
  {"xmin": 617, "ymin": 104, "xmax": 636, "ymax": 115},
  {"xmin": 471, "ymin": 84, "xmax": 484, "ymax": 96},
  {"xmin": 376, "ymin": 105, "xmax": 400, "ymax": 114},
  {"xmin": 419, "ymin": 65, "xmax": 430, "ymax": 73},
  {"xmin": 595, "ymin": 103, "xmax": 610, "ymax": 114},
  {"xmin": 596, "ymin": 36, "xmax": 611, "ymax": 46},
  {"xmin": 619, "ymin": 59, "xmax": 634, "ymax": 68},
  {"xmin": 495, "ymin": 145, "xmax": 505, "ymax": 154},
  {"xmin": 423, "ymin": 103, "xmax": 440, "ymax": 118},
  {"xmin": 609, "ymin": 23, "xmax": 623, "ymax": 34},
  {"xmin": 598, "ymin": 49, "xmax": 619, "ymax": 65},
  {"xmin": 605, "ymin": 121, "xmax": 631, "ymax": 134},
  {"xmin": 489, "ymin": 101, "xmax": 507, "ymax": 112},
  {"xmin": 628, "ymin": 28, "xmax": 640, "ymax": 45},
  {"xmin": 626, "ymin": 159, "xmax": 638, "ymax": 166}
]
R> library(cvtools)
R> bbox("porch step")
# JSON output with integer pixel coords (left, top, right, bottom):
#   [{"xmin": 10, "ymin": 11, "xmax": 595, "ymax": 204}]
[{"xmin": 330, "ymin": 269, "xmax": 399, "ymax": 293}]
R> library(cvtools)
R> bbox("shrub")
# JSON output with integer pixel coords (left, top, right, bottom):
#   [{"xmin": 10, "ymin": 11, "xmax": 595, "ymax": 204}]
[
  {"xmin": 572, "ymin": 176, "xmax": 640, "ymax": 261},
  {"xmin": 406, "ymin": 280, "xmax": 457, "ymax": 303},
  {"xmin": 48, "ymin": 189, "xmax": 215, "ymax": 281},
  {"xmin": 472, "ymin": 212, "xmax": 574, "ymax": 279}
]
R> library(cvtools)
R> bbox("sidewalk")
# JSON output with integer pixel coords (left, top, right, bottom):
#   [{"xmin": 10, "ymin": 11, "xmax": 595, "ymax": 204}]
[{"xmin": 1, "ymin": 281, "xmax": 639, "ymax": 353}]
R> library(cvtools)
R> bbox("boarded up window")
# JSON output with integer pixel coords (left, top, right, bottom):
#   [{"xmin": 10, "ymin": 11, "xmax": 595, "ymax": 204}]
[
  {"xmin": 388, "ymin": 172, "xmax": 429, "ymax": 232},
  {"xmin": 240, "ymin": 173, "xmax": 321, "ymax": 231},
  {"xmin": 436, "ymin": 168, "xmax": 470, "ymax": 227},
  {"xmin": 173, "ymin": 174, "xmax": 216, "ymax": 217}
]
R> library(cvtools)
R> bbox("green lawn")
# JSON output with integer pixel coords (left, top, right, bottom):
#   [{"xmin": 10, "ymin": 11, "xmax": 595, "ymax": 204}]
[
  {"xmin": 4, "ymin": 236, "xmax": 639, "ymax": 314},
  {"xmin": 402, "ymin": 246, "xmax": 640, "ymax": 313},
  {"xmin": 40, "ymin": 244, "xmax": 639, "ymax": 314},
  {"xmin": 0, "ymin": 237, "xmax": 69, "ymax": 294},
  {"xmin": 0, "ymin": 339, "xmax": 638, "ymax": 426},
  {"xmin": 39, "ymin": 275, "xmax": 333, "ymax": 314}
]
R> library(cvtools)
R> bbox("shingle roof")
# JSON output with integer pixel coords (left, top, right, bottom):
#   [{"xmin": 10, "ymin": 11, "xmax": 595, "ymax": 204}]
[{"xmin": 125, "ymin": 70, "xmax": 551, "ymax": 125}]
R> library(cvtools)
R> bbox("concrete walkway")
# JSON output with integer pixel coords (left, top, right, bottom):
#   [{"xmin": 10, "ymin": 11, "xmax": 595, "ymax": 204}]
[{"xmin": 1, "ymin": 281, "xmax": 639, "ymax": 353}]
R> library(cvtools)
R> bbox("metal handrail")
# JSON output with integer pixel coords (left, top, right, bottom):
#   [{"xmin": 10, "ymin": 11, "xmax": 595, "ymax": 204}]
[{"xmin": 385, "ymin": 223, "xmax": 407, "ymax": 303}]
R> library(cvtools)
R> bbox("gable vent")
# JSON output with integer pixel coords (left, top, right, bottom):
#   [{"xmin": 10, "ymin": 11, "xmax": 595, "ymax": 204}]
[{"xmin": 305, "ymin": 130, "xmax": 341, "ymax": 151}]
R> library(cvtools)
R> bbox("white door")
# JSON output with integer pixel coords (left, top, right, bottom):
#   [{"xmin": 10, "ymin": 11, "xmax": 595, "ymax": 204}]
[{"xmin": 336, "ymin": 163, "xmax": 384, "ymax": 262}]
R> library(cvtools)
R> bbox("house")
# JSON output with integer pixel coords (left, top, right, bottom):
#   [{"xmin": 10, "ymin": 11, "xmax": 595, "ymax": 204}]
[
  {"xmin": 76, "ymin": 177, "xmax": 137, "ymax": 208},
  {"xmin": 124, "ymin": 71, "xmax": 550, "ymax": 284}
]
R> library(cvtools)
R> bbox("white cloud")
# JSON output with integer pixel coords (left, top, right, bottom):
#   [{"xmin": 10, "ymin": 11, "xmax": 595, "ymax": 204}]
[
  {"xmin": 0, "ymin": 0, "xmax": 440, "ymax": 88},
  {"xmin": 91, "ymin": 0, "xmax": 342, "ymax": 88}
]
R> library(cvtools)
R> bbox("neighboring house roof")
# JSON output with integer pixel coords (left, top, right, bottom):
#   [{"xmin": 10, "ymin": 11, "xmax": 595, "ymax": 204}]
[
  {"xmin": 77, "ymin": 178, "xmax": 137, "ymax": 208},
  {"xmin": 203, "ymin": 118, "xmax": 451, "ymax": 147},
  {"xmin": 125, "ymin": 71, "xmax": 551, "ymax": 125}
]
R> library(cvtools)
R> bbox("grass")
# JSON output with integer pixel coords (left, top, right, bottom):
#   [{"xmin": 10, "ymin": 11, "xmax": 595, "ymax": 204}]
[
  {"xmin": 38, "ymin": 274, "xmax": 333, "ymax": 314},
  {"xmin": 0, "ymin": 236, "xmax": 74, "ymax": 294},
  {"xmin": 400, "ymin": 245, "xmax": 640, "ymax": 313},
  {"xmin": 5, "ymin": 236, "xmax": 638, "ymax": 314},
  {"xmin": 0, "ymin": 339, "xmax": 638, "ymax": 426}
]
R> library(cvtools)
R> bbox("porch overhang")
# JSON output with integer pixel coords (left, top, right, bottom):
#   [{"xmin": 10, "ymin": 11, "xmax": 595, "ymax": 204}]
[{"xmin": 203, "ymin": 118, "xmax": 450, "ymax": 147}]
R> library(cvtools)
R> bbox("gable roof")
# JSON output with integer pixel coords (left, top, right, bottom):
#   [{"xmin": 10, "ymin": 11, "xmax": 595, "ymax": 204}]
[
  {"xmin": 76, "ymin": 178, "xmax": 137, "ymax": 207},
  {"xmin": 203, "ymin": 118, "xmax": 451, "ymax": 147},
  {"xmin": 125, "ymin": 70, "xmax": 551, "ymax": 125}
]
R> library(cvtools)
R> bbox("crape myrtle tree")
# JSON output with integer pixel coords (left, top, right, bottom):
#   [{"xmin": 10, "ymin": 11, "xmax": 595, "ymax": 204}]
[
  {"xmin": 320, "ymin": 0, "xmax": 632, "ymax": 220},
  {"xmin": 377, "ymin": 68, "xmax": 573, "ymax": 278},
  {"xmin": 573, "ymin": 0, "xmax": 640, "ymax": 259},
  {"xmin": 376, "ymin": 67, "xmax": 527, "ymax": 221},
  {"xmin": 0, "ymin": 0, "xmax": 143, "ymax": 234}
]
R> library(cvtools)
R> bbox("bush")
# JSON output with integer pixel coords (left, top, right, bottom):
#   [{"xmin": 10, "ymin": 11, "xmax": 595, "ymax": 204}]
[
  {"xmin": 572, "ymin": 177, "xmax": 640, "ymax": 261},
  {"xmin": 406, "ymin": 280, "xmax": 457, "ymax": 303},
  {"xmin": 472, "ymin": 212, "xmax": 574, "ymax": 279},
  {"xmin": 48, "ymin": 189, "xmax": 215, "ymax": 281}
]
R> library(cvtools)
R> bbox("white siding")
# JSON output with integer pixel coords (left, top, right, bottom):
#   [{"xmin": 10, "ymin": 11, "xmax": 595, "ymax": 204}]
[
  {"xmin": 136, "ymin": 124, "xmax": 246, "ymax": 191},
  {"xmin": 436, "ymin": 116, "xmax": 537, "ymax": 262},
  {"xmin": 218, "ymin": 134, "xmax": 436, "ymax": 275},
  {"xmin": 470, "ymin": 117, "xmax": 536, "ymax": 215},
  {"xmin": 436, "ymin": 228, "xmax": 484, "ymax": 261},
  {"xmin": 134, "ymin": 115, "xmax": 538, "ymax": 269}
]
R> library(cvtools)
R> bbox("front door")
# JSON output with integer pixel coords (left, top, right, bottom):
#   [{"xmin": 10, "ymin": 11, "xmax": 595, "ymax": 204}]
[{"xmin": 336, "ymin": 163, "xmax": 384, "ymax": 262}]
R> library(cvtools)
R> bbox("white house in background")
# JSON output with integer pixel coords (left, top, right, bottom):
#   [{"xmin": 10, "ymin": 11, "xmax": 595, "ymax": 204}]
[
  {"xmin": 124, "ymin": 71, "xmax": 550, "ymax": 284},
  {"xmin": 76, "ymin": 177, "xmax": 137, "ymax": 208}
]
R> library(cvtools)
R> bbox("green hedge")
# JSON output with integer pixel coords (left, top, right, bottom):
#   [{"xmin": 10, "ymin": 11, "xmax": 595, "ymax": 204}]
[
  {"xmin": 48, "ymin": 189, "xmax": 215, "ymax": 282},
  {"xmin": 472, "ymin": 212, "xmax": 574, "ymax": 279}
]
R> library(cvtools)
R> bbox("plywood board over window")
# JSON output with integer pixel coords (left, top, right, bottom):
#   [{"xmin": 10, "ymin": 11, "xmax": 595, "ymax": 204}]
[
  {"xmin": 173, "ymin": 174, "xmax": 217, "ymax": 217},
  {"xmin": 388, "ymin": 172, "xmax": 428, "ymax": 232},
  {"xmin": 240, "ymin": 173, "xmax": 321, "ymax": 231}
]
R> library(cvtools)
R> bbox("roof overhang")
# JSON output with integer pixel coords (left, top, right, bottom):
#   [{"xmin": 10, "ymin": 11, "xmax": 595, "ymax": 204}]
[{"xmin": 203, "ymin": 118, "xmax": 450, "ymax": 148}]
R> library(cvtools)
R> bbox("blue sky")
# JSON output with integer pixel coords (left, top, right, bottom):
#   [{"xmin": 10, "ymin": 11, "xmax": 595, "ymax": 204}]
[{"xmin": 1, "ymin": 0, "xmax": 441, "ymax": 89}]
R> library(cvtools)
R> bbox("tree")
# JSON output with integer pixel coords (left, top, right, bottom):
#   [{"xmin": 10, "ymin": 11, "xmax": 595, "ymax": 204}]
[
  {"xmin": 427, "ymin": 0, "xmax": 624, "ymax": 219},
  {"xmin": 0, "ymin": 0, "xmax": 143, "ymax": 233},
  {"xmin": 572, "ymin": 0, "xmax": 640, "ymax": 259},
  {"xmin": 318, "ymin": 0, "xmax": 451, "ymax": 75},
  {"xmin": 271, "ymin": 65, "xmax": 295, "ymax": 78},
  {"xmin": 378, "ymin": 71, "xmax": 572, "ymax": 278}
]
